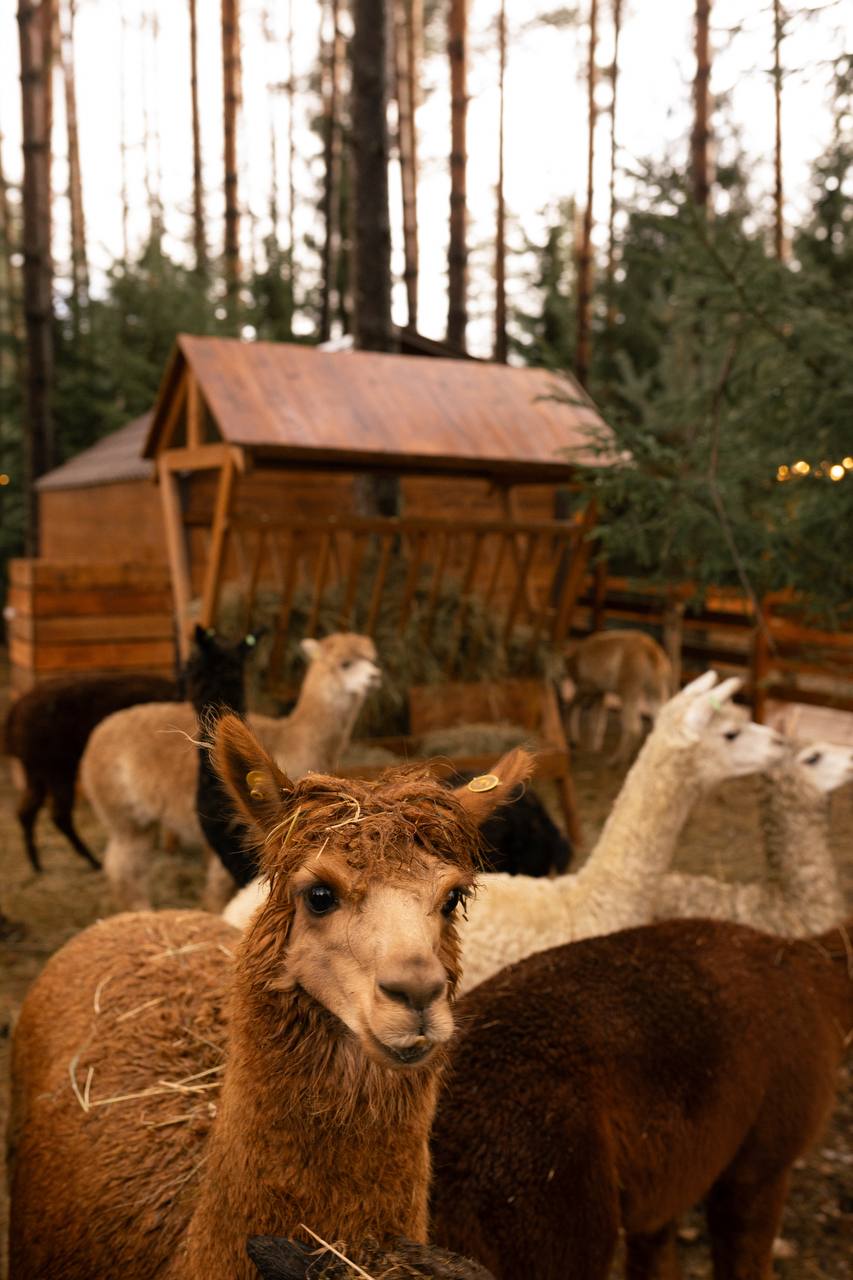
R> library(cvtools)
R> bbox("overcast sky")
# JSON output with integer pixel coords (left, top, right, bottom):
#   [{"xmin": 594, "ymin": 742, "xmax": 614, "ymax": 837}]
[{"xmin": 0, "ymin": 0, "xmax": 850, "ymax": 354}]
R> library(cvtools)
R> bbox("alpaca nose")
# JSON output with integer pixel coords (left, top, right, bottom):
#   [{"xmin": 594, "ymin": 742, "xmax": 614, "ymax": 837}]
[{"xmin": 379, "ymin": 974, "xmax": 446, "ymax": 1012}]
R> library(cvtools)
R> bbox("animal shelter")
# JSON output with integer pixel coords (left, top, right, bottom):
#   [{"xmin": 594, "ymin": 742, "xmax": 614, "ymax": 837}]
[{"xmin": 140, "ymin": 334, "xmax": 614, "ymax": 840}]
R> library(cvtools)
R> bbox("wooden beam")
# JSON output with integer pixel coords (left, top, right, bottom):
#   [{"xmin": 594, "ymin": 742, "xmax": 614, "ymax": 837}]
[
  {"xmin": 158, "ymin": 443, "xmax": 246, "ymax": 474},
  {"xmin": 157, "ymin": 457, "xmax": 193, "ymax": 662},
  {"xmin": 157, "ymin": 373, "xmax": 188, "ymax": 455},
  {"xmin": 199, "ymin": 456, "xmax": 238, "ymax": 630},
  {"xmin": 186, "ymin": 371, "xmax": 202, "ymax": 447}
]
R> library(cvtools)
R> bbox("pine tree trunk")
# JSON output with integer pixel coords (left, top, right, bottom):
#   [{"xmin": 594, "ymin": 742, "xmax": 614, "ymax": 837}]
[
  {"xmin": 59, "ymin": 0, "xmax": 87, "ymax": 333},
  {"xmin": 447, "ymin": 0, "xmax": 468, "ymax": 353},
  {"xmin": 575, "ymin": 0, "xmax": 597, "ymax": 390},
  {"xmin": 0, "ymin": 133, "xmax": 25, "ymax": 396},
  {"xmin": 605, "ymin": 0, "xmax": 622, "ymax": 331},
  {"xmin": 350, "ymin": 0, "xmax": 392, "ymax": 353},
  {"xmin": 392, "ymin": 0, "xmax": 419, "ymax": 330},
  {"xmin": 493, "ymin": 0, "xmax": 507, "ymax": 363},
  {"xmin": 319, "ymin": 0, "xmax": 344, "ymax": 343},
  {"xmin": 222, "ymin": 0, "xmax": 242, "ymax": 321},
  {"xmin": 119, "ymin": 0, "xmax": 129, "ymax": 260},
  {"xmin": 142, "ymin": 11, "xmax": 164, "ymax": 247},
  {"xmin": 17, "ymin": 0, "xmax": 55, "ymax": 555},
  {"xmin": 189, "ymin": 0, "xmax": 207, "ymax": 274},
  {"xmin": 691, "ymin": 0, "xmax": 712, "ymax": 210},
  {"xmin": 286, "ymin": 0, "xmax": 297, "ymax": 275},
  {"xmin": 773, "ymin": 0, "xmax": 785, "ymax": 260}
]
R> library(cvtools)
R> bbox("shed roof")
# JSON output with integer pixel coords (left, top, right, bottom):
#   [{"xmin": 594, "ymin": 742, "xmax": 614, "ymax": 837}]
[
  {"xmin": 36, "ymin": 414, "xmax": 153, "ymax": 492},
  {"xmin": 145, "ymin": 336, "xmax": 609, "ymax": 482}
]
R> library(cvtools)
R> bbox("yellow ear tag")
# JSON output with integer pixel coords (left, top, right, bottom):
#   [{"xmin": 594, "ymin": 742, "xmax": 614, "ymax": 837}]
[
  {"xmin": 467, "ymin": 774, "xmax": 500, "ymax": 793},
  {"xmin": 246, "ymin": 770, "xmax": 266, "ymax": 800}
]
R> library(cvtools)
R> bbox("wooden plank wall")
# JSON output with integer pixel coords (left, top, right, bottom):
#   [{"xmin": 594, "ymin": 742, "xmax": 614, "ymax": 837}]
[{"xmin": 5, "ymin": 560, "xmax": 176, "ymax": 694}]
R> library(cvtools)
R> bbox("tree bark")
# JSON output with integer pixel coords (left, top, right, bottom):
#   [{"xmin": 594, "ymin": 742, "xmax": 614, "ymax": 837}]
[
  {"xmin": 319, "ymin": 0, "xmax": 344, "ymax": 343},
  {"xmin": 605, "ymin": 0, "xmax": 622, "ymax": 331},
  {"xmin": 493, "ymin": 0, "xmax": 507, "ymax": 363},
  {"xmin": 222, "ymin": 0, "xmax": 242, "ymax": 321},
  {"xmin": 119, "ymin": 0, "xmax": 129, "ymax": 260},
  {"xmin": 392, "ymin": 0, "xmax": 420, "ymax": 330},
  {"xmin": 772, "ymin": 0, "xmax": 785, "ymax": 260},
  {"xmin": 286, "ymin": 0, "xmax": 297, "ymax": 272},
  {"xmin": 691, "ymin": 0, "xmax": 712, "ymax": 210},
  {"xmin": 447, "ymin": 0, "xmax": 468, "ymax": 353},
  {"xmin": 59, "ymin": 0, "xmax": 87, "ymax": 332},
  {"xmin": 575, "ymin": 0, "xmax": 597, "ymax": 389},
  {"xmin": 17, "ymin": 0, "xmax": 55, "ymax": 555},
  {"xmin": 189, "ymin": 0, "xmax": 207, "ymax": 274},
  {"xmin": 350, "ymin": 0, "xmax": 393, "ymax": 353}
]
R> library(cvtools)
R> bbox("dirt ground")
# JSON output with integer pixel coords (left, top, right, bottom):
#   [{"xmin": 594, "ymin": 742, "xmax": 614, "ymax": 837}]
[{"xmin": 0, "ymin": 683, "xmax": 851, "ymax": 1278}]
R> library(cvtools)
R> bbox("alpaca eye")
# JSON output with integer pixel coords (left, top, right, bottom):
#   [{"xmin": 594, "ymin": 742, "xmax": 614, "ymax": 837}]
[
  {"xmin": 340, "ymin": 659, "xmax": 355, "ymax": 670},
  {"xmin": 442, "ymin": 888, "xmax": 466, "ymax": 918},
  {"xmin": 304, "ymin": 884, "xmax": 338, "ymax": 916},
  {"xmin": 804, "ymin": 751, "xmax": 822, "ymax": 765},
  {"xmin": 723, "ymin": 728, "xmax": 741, "ymax": 741}
]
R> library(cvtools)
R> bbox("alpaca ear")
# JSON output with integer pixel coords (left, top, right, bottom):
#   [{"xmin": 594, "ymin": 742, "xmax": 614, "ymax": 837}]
[
  {"xmin": 450, "ymin": 747, "xmax": 536, "ymax": 825},
  {"xmin": 300, "ymin": 637, "xmax": 321, "ymax": 663},
  {"xmin": 246, "ymin": 1237, "xmax": 311, "ymax": 1280},
  {"xmin": 211, "ymin": 713, "xmax": 293, "ymax": 836},
  {"xmin": 194, "ymin": 624, "xmax": 216, "ymax": 650},
  {"xmin": 681, "ymin": 675, "xmax": 743, "ymax": 738}
]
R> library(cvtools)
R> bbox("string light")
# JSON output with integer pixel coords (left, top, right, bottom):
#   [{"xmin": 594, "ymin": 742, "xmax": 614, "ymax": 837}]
[
  {"xmin": 776, "ymin": 456, "xmax": 850, "ymax": 482},
  {"xmin": 0, "ymin": 474, "xmax": 9, "ymax": 486}
]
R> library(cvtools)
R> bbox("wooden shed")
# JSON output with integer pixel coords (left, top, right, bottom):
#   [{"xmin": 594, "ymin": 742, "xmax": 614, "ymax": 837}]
[{"xmin": 144, "ymin": 335, "xmax": 609, "ymax": 660}]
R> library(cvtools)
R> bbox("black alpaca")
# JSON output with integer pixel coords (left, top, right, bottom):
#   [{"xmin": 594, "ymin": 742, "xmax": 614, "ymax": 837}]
[
  {"xmin": 4, "ymin": 671, "xmax": 179, "ymax": 872},
  {"xmin": 186, "ymin": 626, "xmax": 262, "ymax": 888}
]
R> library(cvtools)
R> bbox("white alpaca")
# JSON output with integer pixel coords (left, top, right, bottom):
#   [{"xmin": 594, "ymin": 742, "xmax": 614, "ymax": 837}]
[
  {"xmin": 81, "ymin": 633, "xmax": 380, "ymax": 910},
  {"xmin": 653, "ymin": 741, "xmax": 852, "ymax": 935},
  {"xmin": 225, "ymin": 673, "xmax": 788, "ymax": 995}
]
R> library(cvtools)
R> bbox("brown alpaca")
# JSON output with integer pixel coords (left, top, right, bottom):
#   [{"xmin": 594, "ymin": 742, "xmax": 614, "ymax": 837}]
[
  {"xmin": 9, "ymin": 715, "xmax": 533, "ymax": 1280},
  {"xmin": 565, "ymin": 629, "xmax": 673, "ymax": 763},
  {"xmin": 430, "ymin": 917, "xmax": 853, "ymax": 1280}
]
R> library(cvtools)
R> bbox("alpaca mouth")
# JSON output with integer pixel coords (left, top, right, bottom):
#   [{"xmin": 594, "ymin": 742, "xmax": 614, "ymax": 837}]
[{"xmin": 372, "ymin": 1035, "xmax": 436, "ymax": 1068}]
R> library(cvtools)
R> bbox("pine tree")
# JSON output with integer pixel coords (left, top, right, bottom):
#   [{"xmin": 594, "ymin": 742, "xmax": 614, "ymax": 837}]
[{"xmin": 447, "ymin": 0, "xmax": 468, "ymax": 353}]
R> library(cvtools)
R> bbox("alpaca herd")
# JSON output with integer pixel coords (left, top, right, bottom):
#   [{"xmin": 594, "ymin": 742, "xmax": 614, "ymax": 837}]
[{"xmin": 3, "ymin": 625, "xmax": 852, "ymax": 1280}]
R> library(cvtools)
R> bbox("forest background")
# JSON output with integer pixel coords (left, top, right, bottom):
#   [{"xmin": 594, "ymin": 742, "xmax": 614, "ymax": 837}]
[{"xmin": 0, "ymin": 0, "xmax": 851, "ymax": 617}]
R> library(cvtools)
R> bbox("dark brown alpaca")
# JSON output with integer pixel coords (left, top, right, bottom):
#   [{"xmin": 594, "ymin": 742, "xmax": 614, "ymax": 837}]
[
  {"xmin": 8, "ymin": 714, "xmax": 533, "ymax": 1280},
  {"xmin": 431, "ymin": 917, "xmax": 853, "ymax": 1280}
]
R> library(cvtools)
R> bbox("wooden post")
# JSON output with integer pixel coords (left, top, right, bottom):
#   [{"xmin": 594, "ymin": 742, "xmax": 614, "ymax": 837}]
[
  {"xmin": 552, "ymin": 501, "xmax": 597, "ymax": 644},
  {"xmin": 158, "ymin": 458, "xmax": 193, "ymax": 662},
  {"xmin": 186, "ymin": 371, "xmax": 202, "ymax": 447},
  {"xmin": 200, "ymin": 456, "xmax": 237, "ymax": 630}
]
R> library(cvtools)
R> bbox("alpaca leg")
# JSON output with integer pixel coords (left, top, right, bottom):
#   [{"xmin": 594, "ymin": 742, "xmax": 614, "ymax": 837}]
[
  {"xmin": 201, "ymin": 849, "xmax": 237, "ymax": 912},
  {"xmin": 625, "ymin": 1223, "xmax": 682, "ymax": 1280},
  {"xmin": 49, "ymin": 781, "xmax": 101, "ymax": 870},
  {"xmin": 609, "ymin": 699, "xmax": 644, "ymax": 766},
  {"xmin": 102, "ymin": 829, "xmax": 155, "ymax": 911},
  {"xmin": 589, "ymin": 697, "xmax": 608, "ymax": 754},
  {"xmin": 17, "ymin": 779, "xmax": 47, "ymax": 873},
  {"xmin": 706, "ymin": 1168, "xmax": 790, "ymax": 1280}
]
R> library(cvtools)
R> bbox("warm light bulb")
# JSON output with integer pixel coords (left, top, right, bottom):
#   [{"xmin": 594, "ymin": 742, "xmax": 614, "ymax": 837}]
[
  {"xmin": 843, "ymin": 456, "xmax": 853, "ymax": 470},
  {"xmin": 792, "ymin": 460, "xmax": 811, "ymax": 475},
  {"xmin": 830, "ymin": 464, "xmax": 845, "ymax": 481},
  {"xmin": 776, "ymin": 465, "xmax": 790, "ymax": 481},
  {"xmin": 0, "ymin": 474, "xmax": 9, "ymax": 486}
]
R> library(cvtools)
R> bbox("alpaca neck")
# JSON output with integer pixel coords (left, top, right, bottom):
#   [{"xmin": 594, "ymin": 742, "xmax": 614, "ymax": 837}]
[
  {"xmin": 176, "ymin": 966, "xmax": 437, "ymax": 1279},
  {"xmin": 576, "ymin": 732, "xmax": 707, "ymax": 891},
  {"xmin": 285, "ymin": 668, "xmax": 364, "ymax": 769},
  {"xmin": 760, "ymin": 769, "xmax": 844, "ymax": 919}
]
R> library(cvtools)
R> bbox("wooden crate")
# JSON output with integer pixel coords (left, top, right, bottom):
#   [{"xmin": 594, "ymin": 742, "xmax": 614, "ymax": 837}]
[
  {"xmin": 5, "ymin": 560, "xmax": 176, "ymax": 694},
  {"xmin": 343, "ymin": 678, "xmax": 581, "ymax": 848}
]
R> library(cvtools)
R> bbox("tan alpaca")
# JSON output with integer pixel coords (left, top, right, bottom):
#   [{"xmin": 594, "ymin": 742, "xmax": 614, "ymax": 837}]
[
  {"xmin": 565, "ymin": 629, "xmax": 673, "ymax": 763},
  {"xmin": 653, "ymin": 740, "xmax": 852, "ymax": 934},
  {"xmin": 8, "ymin": 715, "xmax": 534, "ymax": 1280},
  {"xmin": 80, "ymin": 633, "xmax": 381, "ymax": 910}
]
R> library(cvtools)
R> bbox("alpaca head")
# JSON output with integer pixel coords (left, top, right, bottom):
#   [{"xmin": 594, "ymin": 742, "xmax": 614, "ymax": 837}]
[
  {"xmin": 787, "ymin": 741, "xmax": 853, "ymax": 795},
  {"xmin": 186, "ymin": 625, "xmax": 266, "ymax": 712},
  {"xmin": 214, "ymin": 713, "xmax": 533, "ymax": 1069},
  {"xmin": 653, "ymin": 670, "xmax": 787, "ymax": 780},
  {"xmin": 299, "ymin": 633, "xmax": 381, "ymax": 709}
]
